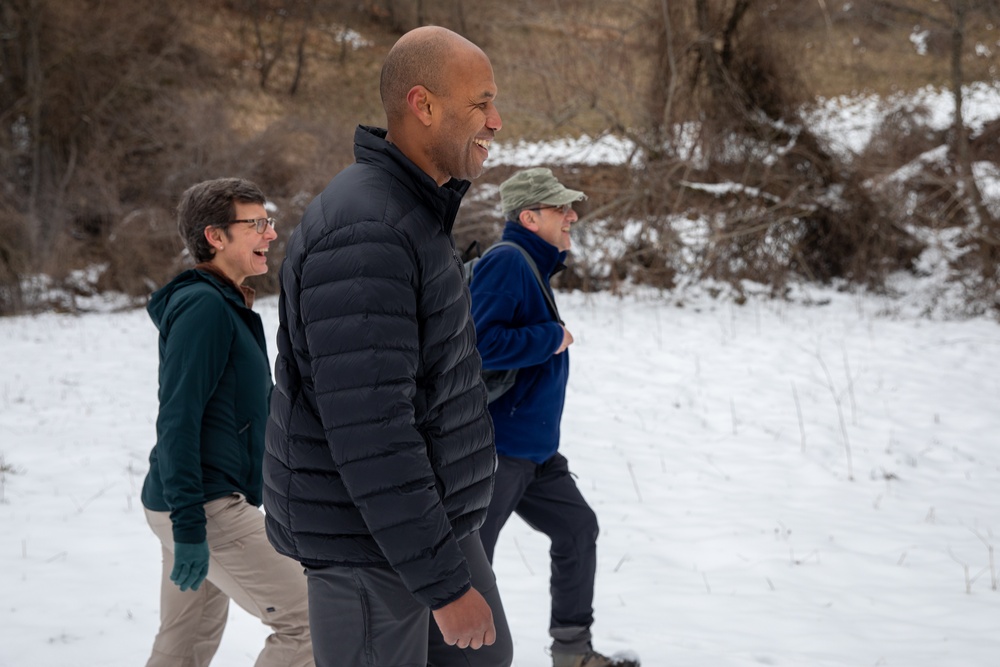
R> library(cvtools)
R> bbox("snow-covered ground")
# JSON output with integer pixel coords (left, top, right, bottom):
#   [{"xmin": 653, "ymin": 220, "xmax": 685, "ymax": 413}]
[{"xmin": 2, "ymin": 280, "xmax": 998, "ymax": 667}]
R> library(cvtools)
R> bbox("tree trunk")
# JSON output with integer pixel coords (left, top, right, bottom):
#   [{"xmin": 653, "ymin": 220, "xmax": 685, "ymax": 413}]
[
  {"xmin": 289, "ymin": 0, "xmax": 317, "ymax": 96},
  {"xmin": 26, "ymin": 0, "xmax": 42, "ymax": 234},
  {"xmin": 250, "ymin": 0, "xmax": 288, "ymax": 91},
  {"xmin": 693, "ymin": 0, "xmax": 755, "ymax": 123},
  {"xmin": 693, "ymin": 0, "xmax": 728, "ymax": 111},
  {"xmin": 644, "ymin": 0, "xmax": 680, "ymax": 151},
  {"xmin": 948, "ymin": 0, "xmax": 992, "ymax": 229}
]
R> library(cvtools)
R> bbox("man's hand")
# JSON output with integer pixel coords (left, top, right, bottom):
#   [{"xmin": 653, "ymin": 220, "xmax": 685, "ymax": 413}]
[
  {"xmin": 555, "ymin": 325, "xmax": 574, "ymax": 354},
  {"xmin": 431, "ymin": 587, "xmax": 496, "ymax": 650}
]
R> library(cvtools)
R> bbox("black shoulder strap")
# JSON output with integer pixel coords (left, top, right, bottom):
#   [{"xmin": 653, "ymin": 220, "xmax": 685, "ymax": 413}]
[{"xmin": 482, "ymin": 241, "xmax": 562, "ymax": 324}]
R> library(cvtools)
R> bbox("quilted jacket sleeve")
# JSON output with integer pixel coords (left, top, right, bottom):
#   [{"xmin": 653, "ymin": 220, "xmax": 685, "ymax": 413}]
[{"xmin": 155, "ymin": 288, "xmax": 234, "ymax": 544}]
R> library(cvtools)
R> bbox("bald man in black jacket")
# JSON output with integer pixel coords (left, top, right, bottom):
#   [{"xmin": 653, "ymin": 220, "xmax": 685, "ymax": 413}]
[{"xmin": 263, "ymin": 25, "xmax": 510, "ymax": 667}]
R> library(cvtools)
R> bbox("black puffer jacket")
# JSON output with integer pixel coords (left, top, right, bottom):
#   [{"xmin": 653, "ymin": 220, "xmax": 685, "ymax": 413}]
[{"xmin": 263, "ymin": 125, "xmax": 495, "ymax": 610}]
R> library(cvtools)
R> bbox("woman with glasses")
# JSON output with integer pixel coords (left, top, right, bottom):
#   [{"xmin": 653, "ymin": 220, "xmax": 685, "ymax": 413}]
[{"xmin": 140, "ymin": 178, "xmax": 313, "ymax": 667}]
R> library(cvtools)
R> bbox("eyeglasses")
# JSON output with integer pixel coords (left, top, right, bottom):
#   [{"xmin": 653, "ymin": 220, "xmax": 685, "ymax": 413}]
[
  {"xmin": 526, "ymin": 204, "xmax": 574, "ymax": 216},
  {"xmin": 231, "ymin": 217, "xmax": 276, "ymax": 234}
]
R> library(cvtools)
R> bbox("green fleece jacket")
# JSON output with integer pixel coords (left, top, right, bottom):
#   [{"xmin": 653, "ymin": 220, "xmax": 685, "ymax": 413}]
[{"xmin": 141, "ymin": 268, "xmax": 272, "ymax": 544}]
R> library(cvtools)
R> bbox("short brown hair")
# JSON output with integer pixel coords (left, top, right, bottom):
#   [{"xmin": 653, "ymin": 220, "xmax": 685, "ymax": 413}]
[{"xmin": 177, "ymin": 178, "xmax": 266, "ymax": 263}]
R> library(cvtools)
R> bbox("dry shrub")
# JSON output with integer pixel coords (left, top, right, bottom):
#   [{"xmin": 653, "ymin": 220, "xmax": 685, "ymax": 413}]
[
  {"xmin": 14, "ymin": 1, "xmax": 185, "ymax": 240},
  {"xmin": 155, "ymin": 95, "xmax": 239, "ymax": 204},
  {"xmin": 728, "ymin": 18, "xmax": 809, "ymax": 125},
  {"xmin": 950, "ymin": 229, "xmax": 1000, "ymax": 315},
  {"xmin": 793, "ymin": 181, "xmax": 922, "ymax": 283},
  {"xmin": 363, "ymin": 0, "xmax": 481, "ymax": 40},
  {"xmin": 971, "ymin": 118, "xmax": 1000, "ymax": 161},
  {"xmin": 1, "ymin": 0, "xmax": 194, "ymax": 303},
  {"xmin": 157, "ymin": 105, "xmax": 355, "ymax": 203},
  {"xmin": 99, "ymin": 208, "xmax": 187, "ymax": 297},
  {"xmin": 676, "ymin": 6, "xmax": 924, "ymax": 293},
  {"xmin": 226, "ymin": 117, "xmax": 355, "ymax": 198},
  {"xmin": 87, "ymin": 108, "xmax": 353, "ymax": 297},
  {"xmin": 583, "ymin": 161, "xmax": 686, "ymax": 292},
  {"xmin": 698, "ymin": 138, "xmax": 923, "ymax": 293},
  {"xmin": 857, "ymin": 102, "xmax": 946, "ymax": 179}
]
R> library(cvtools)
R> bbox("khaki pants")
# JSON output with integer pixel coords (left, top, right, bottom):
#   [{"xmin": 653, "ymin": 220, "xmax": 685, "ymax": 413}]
[{"xmin": 145, "ymin": 494, "xmax": 313, "ymax": 667}]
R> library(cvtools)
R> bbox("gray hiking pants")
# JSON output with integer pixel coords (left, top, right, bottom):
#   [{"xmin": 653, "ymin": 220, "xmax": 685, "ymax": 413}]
[{"xmin": 305, "ymin": 532, "xmax": 513, "ymax": 667}]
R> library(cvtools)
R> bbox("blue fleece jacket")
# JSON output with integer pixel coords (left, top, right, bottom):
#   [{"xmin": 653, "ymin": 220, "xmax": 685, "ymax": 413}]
[{"xmin": 470, "ymin": 222, "xmax": 568, "ymax": 464}]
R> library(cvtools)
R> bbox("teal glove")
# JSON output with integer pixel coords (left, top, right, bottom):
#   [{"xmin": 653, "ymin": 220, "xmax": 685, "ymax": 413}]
[{"xmin": 170, "ymin": 541, "xmax": 210, "ymax": 592}]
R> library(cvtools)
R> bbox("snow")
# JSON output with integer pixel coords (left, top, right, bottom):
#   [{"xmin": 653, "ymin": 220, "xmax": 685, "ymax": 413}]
[
  {"xmin": 805, "ymin": 82, "xmax": 1000, "ymax": 160},
  {"xmin": 2, "ymin": 282, "xmax": 999, "ymax": 667},
  {"xmin": 493, "ymin": 134, "xmax": 637, "ymax": 167},
  {"xmin": 909, "ymin": 28, "xmax": 930, "ymax": 56},
  {"xmin": 678, "ymin": 180, "xmax": 782, "ymax": 204}
]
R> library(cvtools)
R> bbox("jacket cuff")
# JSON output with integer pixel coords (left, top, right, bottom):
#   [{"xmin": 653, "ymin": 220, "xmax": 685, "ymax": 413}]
[
  {"xmin": 170, "ymin": 505, "xmax": 207, "ymax": 544},
  {"xmin": 428, "ymin": 580, "xmax": 472, "ymax": 611}
]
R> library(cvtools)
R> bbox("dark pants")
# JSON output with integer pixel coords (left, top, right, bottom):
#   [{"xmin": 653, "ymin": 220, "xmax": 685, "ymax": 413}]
[
  {"xmin": 305, "ymin": 532, "xmax": 512, "ymax": 667},
  {"xmin": 479, "ymin": 453, "xmax": 599, "ymax": 655}
]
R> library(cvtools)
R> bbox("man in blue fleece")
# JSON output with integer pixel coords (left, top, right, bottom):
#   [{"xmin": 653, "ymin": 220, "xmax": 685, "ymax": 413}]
[{"xmin": 471, "ymin": 168, "xmax": 638, "ymax": 667}]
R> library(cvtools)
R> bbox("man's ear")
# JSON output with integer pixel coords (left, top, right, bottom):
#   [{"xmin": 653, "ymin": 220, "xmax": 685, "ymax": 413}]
[
  {"xmin": 406, "ymin": 85, "xmax": 434, "ymax": 127},
  {"xmin": 518, "ymin": 209, "xmax": 539, "ymax": 232}
]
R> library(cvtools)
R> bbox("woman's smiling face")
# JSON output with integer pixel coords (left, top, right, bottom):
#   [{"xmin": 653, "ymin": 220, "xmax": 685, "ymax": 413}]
[{"xmin": 208, "ymin": 201, "xmax": 277, "ymax": 285}]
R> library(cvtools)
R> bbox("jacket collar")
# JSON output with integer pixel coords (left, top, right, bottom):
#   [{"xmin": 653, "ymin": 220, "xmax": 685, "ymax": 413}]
[
  {"xmin": 194, "ymin": 263, "xmax": 255, "ymax": 308},
  {"xmin": 500, "ymin": 221, "xmax": 567, "ymax": 278},
  {"xmin": 354, "ymin": 125, "xmax": 470, "ymax": 235},
  {"xmin": 147, "ymin": 266, "xmax": 255, "ymax": 331}
]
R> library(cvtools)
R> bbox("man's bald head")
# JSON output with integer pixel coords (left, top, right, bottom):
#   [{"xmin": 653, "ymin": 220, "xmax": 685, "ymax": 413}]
[{"xmin": 379, "ymin": 26, "xmax": 483, "ymax": 125}]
